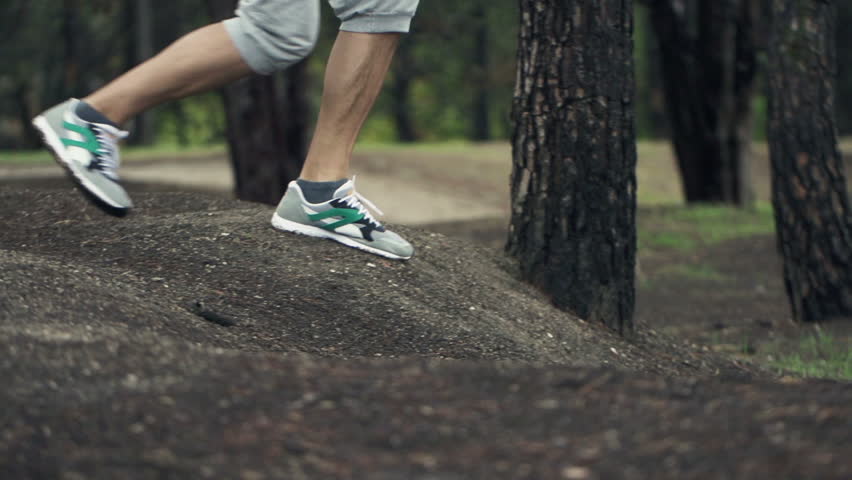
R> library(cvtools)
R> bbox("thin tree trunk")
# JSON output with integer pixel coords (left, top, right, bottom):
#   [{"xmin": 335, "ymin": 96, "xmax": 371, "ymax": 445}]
[
  {"xmin": 836, "ymin": 1, "xmax": 852, "ymax": 134},
  {"xmin": 471, "ymin": 3, "xmax": 491, "ymax": 141},
  {"xmin": 391, "ymin": 40, "xmax": 419, "ymax": 143},
  {"xmin": 647, "ymin": 0, "xmax": 757, "ymax": 205},
  {"xmin": 635, "ymin": 3, "xmax": 669, "ymax": 139},
  {"xmin": 15, "ymin": 83, "xmax": 40, "ymax": 148},
  {"xmin": 61, "ymin": 0, "xmax": 81, "ymax": 99},
  {"xmin": 766, "ymin": 0, "xmax": 852, "ymax": 322},
  {"xmin": 507, "ymin": 0, "xmax": 637, "ymax": 334},
  {"xmin": 132, "ymin": 0, "xmax": 156, "ymax": 145},
  {"xmin": 207, "ymin": 0, "xmax": 309, "ymax": 205}
]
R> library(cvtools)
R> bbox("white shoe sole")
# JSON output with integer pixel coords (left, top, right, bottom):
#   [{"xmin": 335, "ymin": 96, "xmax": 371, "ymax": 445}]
[
  {"xmin": 271, "ymin": 213, "xmax": 411, "ymax": 260},
  {"xmin": 32, "ymin": 115, "xmax": 129, "ymax": 211}
]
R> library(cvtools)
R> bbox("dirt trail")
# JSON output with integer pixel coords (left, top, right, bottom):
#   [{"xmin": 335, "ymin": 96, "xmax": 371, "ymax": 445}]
[
  {"xmin": 0, "ymin": 147, "xmax": 512, "ymax": 225},
  {"xmin": 1, "ymin": 187, "xmax": 851, "ymax": 479}
]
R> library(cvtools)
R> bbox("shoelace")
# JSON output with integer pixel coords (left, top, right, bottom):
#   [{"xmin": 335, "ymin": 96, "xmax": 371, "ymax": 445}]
[
  {"xmin": 90, "ymin": 124, "xmax": 129, "ymax": 179},
  {"xmin": 340, "ymin": 176, "xmax": 384, "ymax": 228}
]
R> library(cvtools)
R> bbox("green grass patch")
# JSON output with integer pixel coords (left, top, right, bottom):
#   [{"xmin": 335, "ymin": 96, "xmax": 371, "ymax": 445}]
[
  {"xmin": 0, "ymin": 143, "xmax": 227, "ymax": 166},
  {"xmin": 639, "ymin": 204, "xmax": 775, "ymax": 252},
  {"xmin": 656, "ymin": 263, "xmax": 728, "ymax": 282},
  {"xmin": 640, "ymin": 231, "xmax": 696, "ymax": 250},
  {"xmin": 766, "ymin": 331, "xmax": 852, "ymax": 381}
]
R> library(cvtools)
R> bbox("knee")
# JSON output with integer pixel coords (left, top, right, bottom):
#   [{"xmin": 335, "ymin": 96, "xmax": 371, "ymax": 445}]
[{"xmin": 224, "ymin": 0, "xmax": 320, "ymax": 75}]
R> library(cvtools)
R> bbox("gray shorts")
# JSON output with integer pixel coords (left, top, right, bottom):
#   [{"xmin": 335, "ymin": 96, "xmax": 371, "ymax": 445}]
[{"xmin": 224, "ymin": 0, "xmax": 420, "ymax": 75}]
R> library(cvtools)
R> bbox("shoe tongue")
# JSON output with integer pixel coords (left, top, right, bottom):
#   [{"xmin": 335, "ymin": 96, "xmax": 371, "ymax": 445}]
[{"xmin": 332, "ymin": 180, "xmax": 355, "ymax": 199}]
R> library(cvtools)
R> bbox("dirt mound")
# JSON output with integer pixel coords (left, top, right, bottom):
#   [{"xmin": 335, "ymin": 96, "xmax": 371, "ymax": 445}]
[
  {"xmin": 0, "ymin": 187, "xmax": 743, "ymax": 375},
  {"xmin": 2, "ymin": 187, "xmax": 851, "ymax": 479}
]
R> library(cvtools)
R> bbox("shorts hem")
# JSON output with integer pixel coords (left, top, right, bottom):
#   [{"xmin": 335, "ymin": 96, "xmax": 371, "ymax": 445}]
[
  {"xmin": 340, "ymin": 14, "xmax": 413, "ymax": 34},
  {"xmin": 223, "ymin": 17, "xmax": 276, "ymax": 75}
]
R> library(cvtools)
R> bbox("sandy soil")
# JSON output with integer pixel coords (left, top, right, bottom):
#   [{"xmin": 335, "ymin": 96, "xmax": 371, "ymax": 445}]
[
  {"xmin": 2, "ymin": 144, "xmax": 852, "ymax": 478},
  {"xmin": 1, "ymin": 187, "xmax": 851, "ymax": 479}
]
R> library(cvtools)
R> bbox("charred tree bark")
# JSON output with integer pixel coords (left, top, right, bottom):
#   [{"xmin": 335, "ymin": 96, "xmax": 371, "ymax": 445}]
[
  {"xmin": 391, "ymin": 39, "xmax": 419, "ymax": 143},
  {"xmin": 471, "ymin": 3, "xmax": 491, "ymax": 141},
  {"xmin": 61, "ymin": 0, "xmax": 82, "ymax": 100},
  {"xmin": 207, "ymin": 0, "xmax": 309, "ymax": 205},
  {"xmin": 646, "ymin": 0, "xmax": 758, "ymax": 205},
  {"xmin": 507, "ymin": 0, "xmax": 637, "ymax": 334},
  {"xmin": 766, "ymin": 0, "xmax": 852, "ymax": 322},
  {"xmin": 219, "ymin": 63, "xmax": 309, "ymax": 205},
  {"xmin": 836, "ymin": 2, "xmax": 852, "ymax": 134},
  {"xmin": 131, "ymin": 0, "xmax": 156, "ymax": 146}
]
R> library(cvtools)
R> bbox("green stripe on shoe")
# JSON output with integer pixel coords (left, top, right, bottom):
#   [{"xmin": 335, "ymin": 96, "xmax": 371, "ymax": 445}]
[
  {"xmin": 308, "ymin": 208, "xmax": 364, "ymax": 231},
  {"xmin": 61, "ymin": 121, "xmax": 100, "ymax": 153}
]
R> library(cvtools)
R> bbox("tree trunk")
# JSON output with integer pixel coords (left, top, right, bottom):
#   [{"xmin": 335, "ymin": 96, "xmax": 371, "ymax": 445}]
[
  {"xmin": 836, "ymin": 1, "xmax": 852, "ymax": 134},
  {"xmin": 507, "ymin": 0, "xmax": 637, "ymax": 334},
  {"xmin": 391, "ymin": 40, "xmax": 419, "ymax": 143},
  {"xmin": 634, "ymin": 3, "xmax": 669, "ymax": 139},
  {"xmin": 766, "ymin": 0, "xmax": 852, "ymax": 322},
  {"xmin": 131, "ymin": 0, "xmax": 156, "ymax": 146},
  {"xmin": 207, "ymin": 0, "xmax": 309, "ymax": 205},
  {"xmin": 61, "ymin": 0, "xmax": 81, "ymax": 99},
  {"xmin": 647, "ymin": 0, "xmax": 757, "ymax": 205},
  {"xmin": 471, "ymin": 3, "xmax": 491, "ymax": 141}
]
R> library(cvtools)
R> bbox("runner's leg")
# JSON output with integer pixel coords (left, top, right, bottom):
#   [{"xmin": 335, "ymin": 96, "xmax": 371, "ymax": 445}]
[
  {"xmin": 299, "ymin": 31, "xmax": 400, "ymax": 181},
  {"xmin": 84, "ymin": 0, "xmax": 321, "ymax": 126},
  {"xmin": 84, "ymin": 24, "xmax": 251, "ymax": 126}
]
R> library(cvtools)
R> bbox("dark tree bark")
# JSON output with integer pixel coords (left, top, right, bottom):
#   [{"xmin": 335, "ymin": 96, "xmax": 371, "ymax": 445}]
[
  {"xmin": 645, "ymin": 0, "xmax": 758, "ymax": 205},
  {"xmin": 507, "ymin": 0, "xmax": 637, "ymax": 334},
  {"xmin": 390, "ymin": 39, "xmax": 419, "ymax": 143},
  {"xmin": 471, "ymin": 3, "xmax": 491, "ymax": 141},
  {"xmin": 61, "ymin": 0, "xmax": 82, "ymax": 100},
  {"xmin": 207, "ymin": 0, "xmax": 309, "ymax": 205},
  {"xmin": 836, "ymin": 1, "xmax": 852, "ymax": 134},
  {"xmin": 635, "ymin": 4, "xmax": 670, "ymax": 139},
  {"xmin": 131, "ymin": 0, "xmax": 156, "ymax": 146},
  {"xmin": 219, "ymin": 63, "xmax": 310, "ymax": 205},
  {"xmin": 766, "ymin": 0, "xmax": 852, "ymax": 322}
]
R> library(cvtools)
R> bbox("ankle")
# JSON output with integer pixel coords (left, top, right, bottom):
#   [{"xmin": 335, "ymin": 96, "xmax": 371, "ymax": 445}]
[
  {"xmin": 296, "ymin": 178, "xmax": 348, "ymax": 203},
  {"xmin": 81, "ymin": 96, "xmax": 127, "ymax": 127},
  {"xmin": 298, "ymin": 168, "xmax": 349, "ymax": 183}
]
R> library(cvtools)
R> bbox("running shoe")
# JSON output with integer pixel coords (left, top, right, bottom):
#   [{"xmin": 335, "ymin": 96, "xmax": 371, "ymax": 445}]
[
  {"xmin": 32, "ymin": 98, "xmax": 132, "ymax": 216},
  {"xmin": 271, "ymin": 178, "xmax": 414, "ymax": 260}
]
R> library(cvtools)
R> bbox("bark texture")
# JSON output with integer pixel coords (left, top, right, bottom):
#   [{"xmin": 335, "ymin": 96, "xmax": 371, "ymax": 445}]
[
  {"xmin": 507, "ymin": 0, "xmax": 637, "ymax": 334},
  {"xmin": 646, "ymin": 0, "xmax": 758, "ymax": 205},
  {"xmin": 207, "ymin": 1, "xmax": 309, "ymax": 205},
  {"xmin": 767, "ymin": 0, "xmax": 852, "ymax": 322}
]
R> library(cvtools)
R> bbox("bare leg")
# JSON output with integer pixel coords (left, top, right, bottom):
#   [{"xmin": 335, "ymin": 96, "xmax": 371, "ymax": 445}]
[
  {"xmin": 299, "ymin": 32, "xmax": 400, "ymax": 181},
  {"xmin": 84, "ymin": 23, "xmax": 252, "ymax": 126}
]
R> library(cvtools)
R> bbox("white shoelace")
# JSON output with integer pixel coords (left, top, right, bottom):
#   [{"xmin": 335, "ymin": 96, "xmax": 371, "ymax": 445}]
[
  {"xmin": 340, "ymin": 176, "xmax": 384, "ymax": 227},
  {"xmin": 91, "ymin": 123, "xmax": 129, "ymax": 179}
]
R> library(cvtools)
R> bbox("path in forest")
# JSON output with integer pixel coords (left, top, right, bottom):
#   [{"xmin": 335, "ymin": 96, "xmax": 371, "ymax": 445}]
[{"xmin": 2, "ymin": 188, "xmax": 851, "ymax": 479}]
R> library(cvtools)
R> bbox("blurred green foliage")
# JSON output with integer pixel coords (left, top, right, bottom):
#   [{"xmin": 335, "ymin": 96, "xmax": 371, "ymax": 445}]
[{"xmin": 0, "ymin": 1, "xmax": 850, "ymax": 149}]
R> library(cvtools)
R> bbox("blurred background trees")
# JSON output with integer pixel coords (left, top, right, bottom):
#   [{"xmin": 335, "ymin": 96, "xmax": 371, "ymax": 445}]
[
  {"xmin": 0, "ymin": 0, "xmax": 520, "ymax": 150},
  {"xmin": 3, "ymin": 0, "xmax": 852, "ymax": 149},
  {"xmin": 639, "ymin": 0, "xmax": 759, "ymax": 206},
  {"xmin": 2, "ymin": 0, "xmax": 852, "ymax": 207}
]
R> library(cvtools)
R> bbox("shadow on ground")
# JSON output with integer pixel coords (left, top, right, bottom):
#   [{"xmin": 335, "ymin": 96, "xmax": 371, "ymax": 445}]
[{"xmin": 1, "ymin": 187, "xmax": 850, "ymax": 479}]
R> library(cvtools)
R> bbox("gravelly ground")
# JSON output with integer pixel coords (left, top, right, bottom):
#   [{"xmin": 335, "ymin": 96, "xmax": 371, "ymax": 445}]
[{"xmin": 1, "ymin": 186, "xmax": 850, "ymax": 480}]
